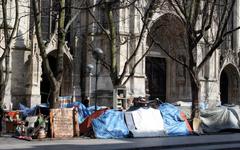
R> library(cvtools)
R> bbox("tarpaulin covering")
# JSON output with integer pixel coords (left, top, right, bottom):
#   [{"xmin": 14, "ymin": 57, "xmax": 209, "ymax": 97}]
[
  {"xmin": 87, "ymin": 106, "xmax": 106, "ymax": 115},
  {"xmin": 92, "ymin": 110, "xmax": 129, "ymax": 138},
  {"xmin": 125, "ymin": 107, "xmax": 166, "ymax": 137},
  {"xmin": 79, "ymin": 108, "xmax": 108, "ymax": 135},
  {"xmin": 19, "ymin": 104, "xmax": 49, "ymax": 118},
  {"xmin": 19, "ymin": 104, "xmax": 37, "ymax": 118},
  {"xmin": 200, "ymin": 106, "xmax": 240, "ymax": 133},
  {"xmin": 159, "ymin": 103, "xmax": 192, "ymax": 136}
]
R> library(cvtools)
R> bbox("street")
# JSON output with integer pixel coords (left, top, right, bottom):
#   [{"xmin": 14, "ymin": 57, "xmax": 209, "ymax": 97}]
[{"xmin": 1, "ymin": 133, "xmax": 240, "ymax": 150}]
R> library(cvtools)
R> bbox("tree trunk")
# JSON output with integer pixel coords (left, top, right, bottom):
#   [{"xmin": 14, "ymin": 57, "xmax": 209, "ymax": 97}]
[
  {"xmin": 0, "ymin": 51, "xmax": 10, "ymax": 106},
  {"xmin": 0, "ymin": 0, "xmax": 13, "ymax": 106},
  {"xmin": 0, "ymin": 62, "xmax": 4, "ymax": 104},
  {"xmin": 106, "ymin": 4, "xmax": 118, "ymax": 86},
  {"xmin": 190, "ymin": 74, "xmax": 202, "ymax": 132},
  {"xmin": 50, "ymin": 82, "xmax": 61, "ymax": 108},
  {"xmin": 32, "ymin": 0, "xmax": 67, "ymax": 108},
  {"xmin": 190, "ymin": 76, "xmax": 200, "ymax": 119},
  {"xmin": 56, "ymin": 0, "xmax": 65, "ymax": 82}
]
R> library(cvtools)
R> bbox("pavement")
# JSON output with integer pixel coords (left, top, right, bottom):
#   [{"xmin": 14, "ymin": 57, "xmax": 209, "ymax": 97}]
[{"xmin": 1, "ymin": 133, "xmax": 240, "ymax": 150}]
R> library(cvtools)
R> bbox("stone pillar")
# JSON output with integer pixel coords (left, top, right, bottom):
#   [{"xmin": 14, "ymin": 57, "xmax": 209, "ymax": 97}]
[
  {"xmin": 26, "ymin": 43, "xmax": 41, "ymax": 108},
  {"xmin": 3, "ymin": 63, "xmax": 12, "ymax": 110},
  {"xmin": 233, "ymin": 1, "xmax": 240, "ymax": 53}
]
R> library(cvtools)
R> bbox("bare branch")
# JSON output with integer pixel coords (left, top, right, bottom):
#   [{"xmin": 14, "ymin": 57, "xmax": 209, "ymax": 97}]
[
  {"xmin": 118, "ymin": 0, "xmax": 157, "ymax": 84},
  {"xmin": 87, "ymin": 8, "xmax": 111, "ymax": 41},
  {"xmin": 197, "ymin": 0, "xmax": 236, "ymax": 73},
  {"xmin": 122, "ymin": 41, "xmax": 154, "ymax": 85}
]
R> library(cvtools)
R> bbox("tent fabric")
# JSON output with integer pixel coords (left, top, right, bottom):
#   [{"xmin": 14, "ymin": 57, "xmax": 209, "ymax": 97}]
[
  {"xmin": 87, "ymin": 106, "xmax": 107, "ymax": 115},
  {"xmin": 180, "ymin": 112, "xmax": 192, "ymax": 132},
  {"xmin": 227, "ymin": 105, "xmax": 240, "ymax": 121},
  {"xmin": 200, "ymin": 106, "xmax": 240, "ymax": 133},
  {"xmin": 19, "ymin": 104, "xmax": 49, "ymax": 118},
  {"xmin": 159, "ymin": 103, "xmax": 192, "ymax": 136},
  {"xmin": 92, "ymin": 110, "xmax": 129, "ymax": 139},
  {"xmin": 19, "ymin": 104, "xmax": 37, "ymax": 118},
  {"xmin": 125, "ymin": 107, "xmax": 166, "ymax": 137},
  {"xmin": 79, "ymin": 108, "xmax": 108, "ymax": 135}
]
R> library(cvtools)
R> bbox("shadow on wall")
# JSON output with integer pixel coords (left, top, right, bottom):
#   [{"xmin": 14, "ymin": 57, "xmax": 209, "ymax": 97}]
[{"xmin": 11, "ymin": 31, "xmax": 29, "ymax": 109}]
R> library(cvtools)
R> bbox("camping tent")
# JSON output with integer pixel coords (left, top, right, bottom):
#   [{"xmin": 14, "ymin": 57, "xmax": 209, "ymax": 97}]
[
  {"xmin": 125, "ymin": 107, "xmax": 166, "ymax": 137},
  {"xmin": 92, "ymin": 110, "xmax": 129, "ymax": 138},
  {"xmin": 159, "ymin": 103, "xmax": 192, "ymax": 136},
  {"xmin": 200, "ymin": 106, "xmax": 240, "ymax": 133},
  {"xmin": 79, "ymin": 108, "xmax": 108, "ymax": 135}
]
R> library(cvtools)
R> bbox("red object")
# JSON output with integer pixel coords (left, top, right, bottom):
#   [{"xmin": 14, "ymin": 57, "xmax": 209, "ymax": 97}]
[
  {"xmin": 6, "ymin": 111, "xmax": 19, "ymax": 119},
  {"xmin": 13, "ymin": 135, "xmax": 32, "ymax": 141},
  {"xmin": 180, "ymin": 112, "xmax": 193, "ymax": 133},
  {"xmin": 79, "ymin": 108, "xmax": 108, "ymax": 134}
]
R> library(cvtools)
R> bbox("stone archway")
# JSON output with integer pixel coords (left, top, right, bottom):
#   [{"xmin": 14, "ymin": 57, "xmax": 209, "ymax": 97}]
[
  {"xmin": 40, "ymin": 51, "xmax": 73, "ymax": 103},
  {"xmin": 220, "ymin": 64, "xmax": 240, "ymax": 105},
  {"xmin": 146, "ymin": 13, "xmax": 191, "ymax": 102}
]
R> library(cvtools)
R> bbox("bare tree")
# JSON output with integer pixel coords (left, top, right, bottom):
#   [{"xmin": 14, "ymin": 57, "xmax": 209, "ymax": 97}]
[
  {"xmin": 32, "ymin": 0, "xmax": 105, "ymax": 108},
  {"xmin": 88, "ymin": 0, "xmax": 239, "ymax": 119},
  {"xmin": 32, "ymin": 0, "xmax": 76, "ymax": 108},
  {"xmin": 158, "ymin": 0, "xmax": 239, "ymax": 119},
  {"xmin": 0, "ymin": 0, "xmax": 19, "ymax": 106},
  {"xmin": 85, "ymin": 0, "xmax": 157, "ymax": 89}
]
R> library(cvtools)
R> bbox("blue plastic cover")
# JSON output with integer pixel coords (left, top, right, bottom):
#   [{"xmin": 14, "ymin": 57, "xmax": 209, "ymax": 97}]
[
  {"xmin": 87, "ymin": 106, "xmax": 104, "ymax": 115},
  {"xmin": 92, "ymin": 110, "xmax": 129, "ymax": 138},
  {"xmin": 19, "ymin": 103, "xmax": 49, "ymax": 118},
  {"xmin": 159, "ymin": 103, "xmax": 190, "ymax": 136},
  {"xmin": 19, "ymin": 103, "xmax": 37, "ymax": 118}
]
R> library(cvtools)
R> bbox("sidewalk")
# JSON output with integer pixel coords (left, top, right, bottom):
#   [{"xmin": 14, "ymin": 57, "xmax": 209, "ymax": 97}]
[{"xmin": 1, "ymin": 133, "xmax": 240, "ymax": 150}]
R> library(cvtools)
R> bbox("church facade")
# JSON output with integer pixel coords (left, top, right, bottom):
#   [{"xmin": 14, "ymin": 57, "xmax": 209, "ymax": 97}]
[{"xmin": 1, "ymin": 0, "xmax": 240, "ymax": 109}]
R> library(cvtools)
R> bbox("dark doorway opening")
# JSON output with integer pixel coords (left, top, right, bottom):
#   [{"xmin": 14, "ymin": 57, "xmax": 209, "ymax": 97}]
[
  {"xmin": 220, "ymin": 70, "xmax": 228, "ymax": 105},
  {"xmin": 40, "ymin": 55, "xmax": 57, "ymax": 104},
  {"xmin": 146, "ymin": 57, "xmax": 166, "ymax": 101}
]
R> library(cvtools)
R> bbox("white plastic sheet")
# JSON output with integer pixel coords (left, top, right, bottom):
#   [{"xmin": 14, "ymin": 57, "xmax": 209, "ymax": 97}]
[
  {"xmin": 125, "ymin": 108, "xmax": 166, "ymax": 137},
  {"xmin": 200, "ymin": 106, "xmax": 240, "ymax": 133}
]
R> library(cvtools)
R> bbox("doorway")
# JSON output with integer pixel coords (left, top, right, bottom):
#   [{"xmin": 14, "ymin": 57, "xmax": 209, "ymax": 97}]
[
  {"xmin": 40, "ymin": 55, "xmax": 57, "ymax": 104},
  {"xmin": 146, "ymin": 57, "xmax": 166, "ymax": 101},
  {"xmin": 40, "ymin": 52, "xmax": 72, "ymax": 104},
  {"xmin": 220, "ymin": 70, "xmax": 228, "ymax": 105},
  {"xmin": 220, "ymin": 64, "xmax": 240, "ymax": 105}
]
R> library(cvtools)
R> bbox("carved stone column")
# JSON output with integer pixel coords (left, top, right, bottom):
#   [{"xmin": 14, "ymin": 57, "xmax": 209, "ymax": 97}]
[
  {"xmin": 233, "ymin": 1, "xmax": 240, "ymax": 53},
  {"xmin": 26, "ymin": 42, "xmax": 41, "ymax": 108}
]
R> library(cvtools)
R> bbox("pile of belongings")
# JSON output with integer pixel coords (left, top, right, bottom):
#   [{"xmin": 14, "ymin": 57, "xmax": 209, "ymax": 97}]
[
  {"xmin": 12, "ymin": 104, "xmax": 50, "ymax": 141},
  {"xmin": 199, "ymin": 105, "xmax": 240, "ymax": 133},
  {"xmin": 4, "ymin": 111, "xmax": 21, "ymax": 133},
  {"xmin": 65, "ymin": 101, "xmax": 192, "ymax": 139}
]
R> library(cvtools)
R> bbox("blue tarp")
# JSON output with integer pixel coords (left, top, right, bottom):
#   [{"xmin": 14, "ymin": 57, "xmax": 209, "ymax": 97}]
[
  {"xmin": 159, "ymin": 103, "xmax": 190, "ymax": 136},
  {"xmin": 19, "ymin": 104, "xmax": 37, "ymax": 118},
  {"xmin": 87, "ymin": 106, "xmax": 104, "ymax": 115},
  {"xmin": 92, "ymin": 109, "xmax": 129, "ymax": 138},
  {"xmin": 19, "ymin": 103, "xmax": 49, "ymax": 118}
]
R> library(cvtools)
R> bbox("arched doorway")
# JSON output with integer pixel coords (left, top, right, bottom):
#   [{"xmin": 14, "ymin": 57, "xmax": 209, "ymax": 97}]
[
  {"xmin": 146, "ymin": 13, "xmax": 191, "ymax": 102},
  {"xmin": 220, "ymin": 70, "xmax": 228, "ymax": 104},
  {"xmin": 40, "ymin": 51, "xmax": 72, "ymax": 104},
  {"xmin": 220, "ymin": 64, "xmax": 240, "ymax": 105}
]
